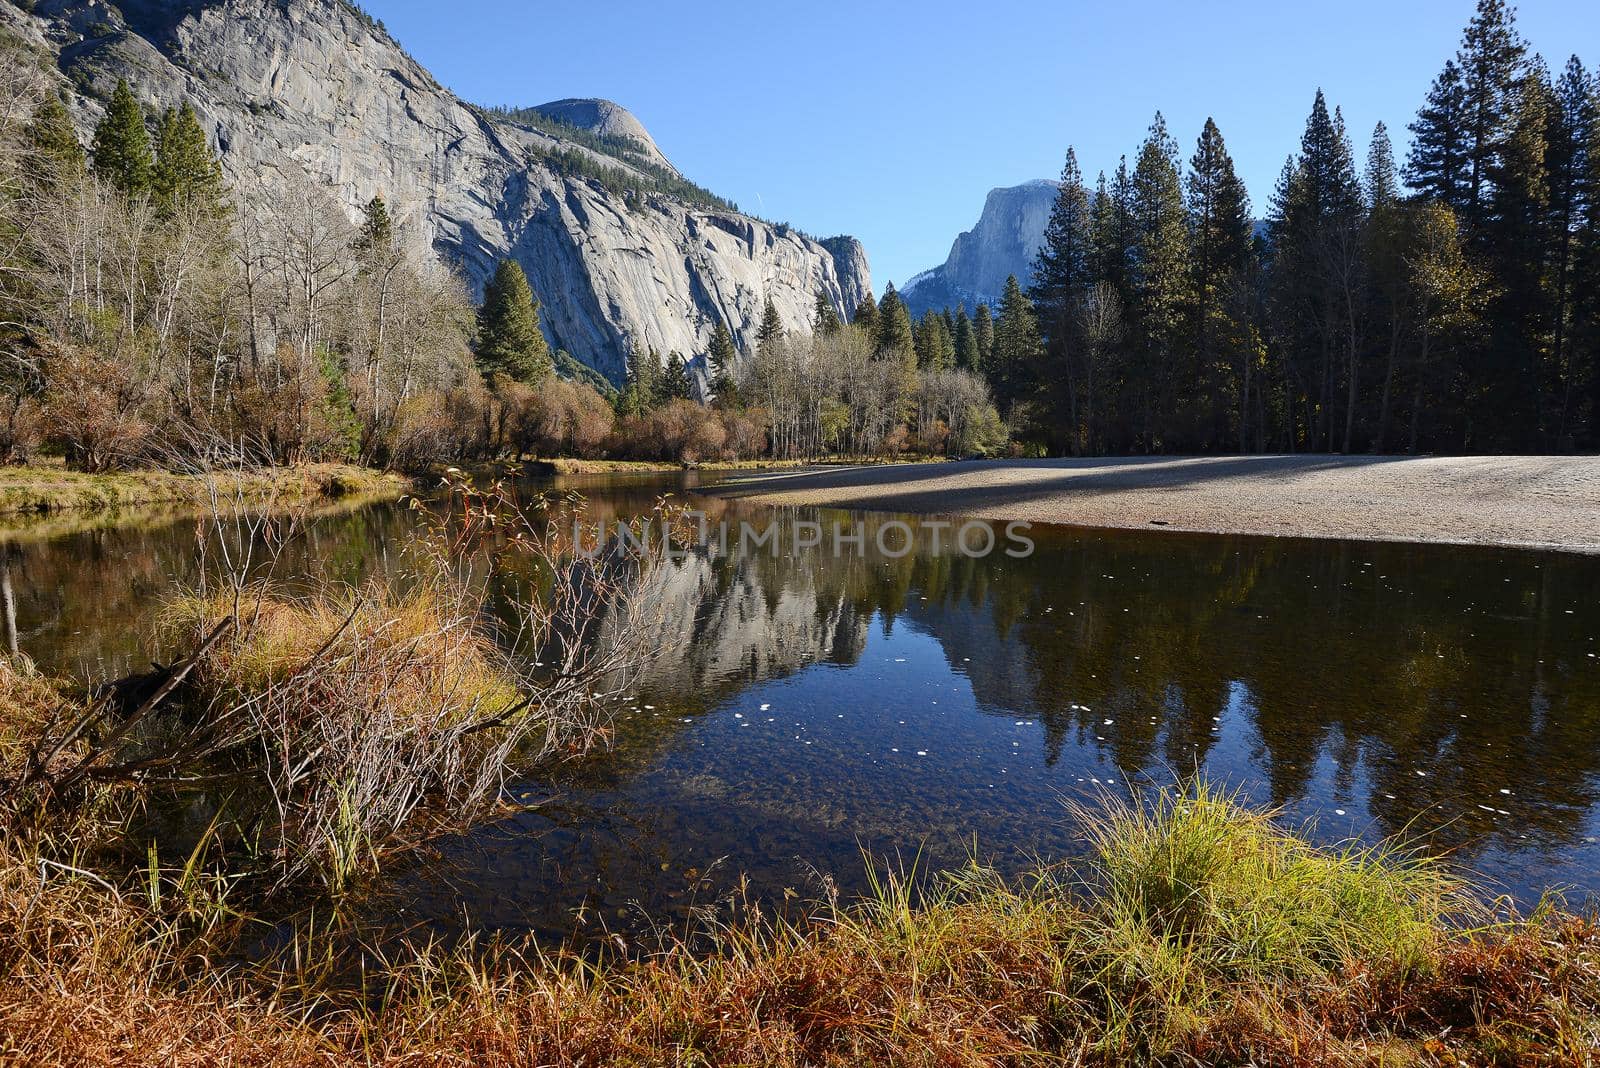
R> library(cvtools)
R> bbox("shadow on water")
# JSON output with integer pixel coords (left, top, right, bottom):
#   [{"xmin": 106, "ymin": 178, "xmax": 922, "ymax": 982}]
[{"xmin": 4, "ymin": 471, "xmax": 1598, "ymax": 942}]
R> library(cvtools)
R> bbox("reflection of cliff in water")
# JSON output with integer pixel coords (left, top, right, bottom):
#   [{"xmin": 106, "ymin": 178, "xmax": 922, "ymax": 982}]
[{"xmin": 586, "ymin": 504, "xmax": 1600, "ymax": 858}]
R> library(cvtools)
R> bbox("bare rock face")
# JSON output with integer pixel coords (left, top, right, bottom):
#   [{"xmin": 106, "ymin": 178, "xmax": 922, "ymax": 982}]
[
  {"xmin": 2, "ymin": 0, "xmax": 870, "ymax": 382},
  {"xmin": 900, "ymin": 179, "xmax": 1057, "ymax": 317}
]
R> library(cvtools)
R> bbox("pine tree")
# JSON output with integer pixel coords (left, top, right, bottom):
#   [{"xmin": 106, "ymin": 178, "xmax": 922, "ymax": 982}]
[
  {"xmin": 355, "ymin": 194, "xmax": 395, "ymax": 257},
  {"xmin": 707, "ymin": 319, "xmax": 739, "ymax": 404},
  {"xmin": 1032, "ymin": 149, "xmax": 1093, "ymax": 315},
  {"xmin": 875, "ymin": 283, "xmax": 918, "ymax": 422},
  {"xmin": 151, "ymin": 101, "xmax": 225, "ymax": 215},
  {"xmin": 913, "ymin": 309, "xmax": 954, "ymax": 370},
  {"xmin": 954, "ymin": 307, "xmax": 977, "ymax": 370},
  {"xmin": 973, "ymin": 304, "xmax": 994, "ymax": 372},
  {"xmin": 91, "ymin": 79, "xmax": 153, "ymax": 196},
  {"xmin": 813, "ymin": 288, "xmax": 842, "ymax": 335},
  {"xmin": 1364, "ymin": 122, "xmax": 1401, "ymax": 210},
  {"xmin": 475, "ymin": 259, "xmax": 552, "ymax": 384},
  {"xmin": 1186, "ymin": 117, "xmax": 1254, "ymax": 448},
  {"xmin": 617, "ymin": 345, "xmax": 652, "ymax": 417},
  {"xmin": 25, "ymin": 94, "xmax": 84, "ymax": 189},
  {"xmin": 1546, "ymin": 56, "xmax": 1594, "ymax": 443},
  {"xmin": 1271, "ymin": 91, "xmax": 1364, "ymax": 450},
  {"xmin": 851, "ymin": 290, "xmax": 879, "ymax": 334},
  {"xmin": 1457, "ymin": 0, "xmax": 1528, "ymax": 226},
  {"xmin": 874, "ymin": 283, "xmax": 916, "ymax": 367},
  {"xmin": 1407, "ymin": 59, "xmax": 1471, "ymax": 208},
  {"xmin": 1128, "ymin": 112, "xmax": 1191, "ymax": 449},
  {"xmin": 1091, "ymin": 161, "xmax": 1136, "ymax": 309},
  {"xmin": 663, "ymin": 350, "xmax": 691, "ymax": 400},
  {"xmin": 1030, "ymin": 148, "xmax": 1093, "ymax": 452},
  {"xmin": 1480, "ymin": 59, "xmax": 1554, "ymax": 447},
  {"xmin": 991, "ymin": 275, "xmax": 1042, "ymax": 417},
  {"xmin": 757, "ymin": 296, "xmax": 785, "ymax": 354},
  {"xmin": 1366, "ymin": 123, "xmax": 1412, "ymax": 451}
]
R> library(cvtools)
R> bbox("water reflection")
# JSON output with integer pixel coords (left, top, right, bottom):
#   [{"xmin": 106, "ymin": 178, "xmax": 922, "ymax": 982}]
[{"xmin": 4, "ymin": 476, "xmax": 1598, "ymax": 940}]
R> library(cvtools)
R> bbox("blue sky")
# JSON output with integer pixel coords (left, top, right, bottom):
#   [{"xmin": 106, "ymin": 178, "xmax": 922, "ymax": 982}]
[{"xmin": 367, "ymin": 0, "xmax": 1600, "ymax": 288}]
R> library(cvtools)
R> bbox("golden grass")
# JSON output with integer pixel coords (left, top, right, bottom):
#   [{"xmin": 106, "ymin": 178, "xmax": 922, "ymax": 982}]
[
  {"xmin": 0, "ymin": 770, "xmax": 1594, "ymax": 1066},
  {"xmin": 0, "ymin": 461, "xmax": 408, "ymax": 516},
  {"xmin": 157, "ymin": 585, "xmax": 522, "ymax": 719}
]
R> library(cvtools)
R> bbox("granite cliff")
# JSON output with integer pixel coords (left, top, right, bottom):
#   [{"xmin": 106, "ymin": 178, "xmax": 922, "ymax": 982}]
[
  {"xmin": 0, "ymin": 0, "xmax": 871, "ymax": 381},
  {"xmin": 899, "ymin": 179, "xmax": 1056, "ymax": 317}
]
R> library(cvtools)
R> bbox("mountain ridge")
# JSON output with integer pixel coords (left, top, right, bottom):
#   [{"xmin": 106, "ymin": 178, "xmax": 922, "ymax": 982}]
[{"xmin": 0, "ymin": 0, "xmax": 870, "ymax": 382}]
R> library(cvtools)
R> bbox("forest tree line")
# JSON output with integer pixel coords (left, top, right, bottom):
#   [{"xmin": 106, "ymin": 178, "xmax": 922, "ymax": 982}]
[
  {"xmin": 925, "ymin": 0, "xmax": 1600, "ymax": 455},
  {"xmin": 0, "ymin": 52, "xmax": 1004, "ymax": 472},
  {"xmin": 3, "ymin": 0, "xmax": 1593, "ymax": 472}
]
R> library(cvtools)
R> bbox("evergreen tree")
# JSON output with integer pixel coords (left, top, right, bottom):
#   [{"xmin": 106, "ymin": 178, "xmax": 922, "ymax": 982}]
[
  {"xmin": 991, "ymin": 275, "xmax": 1042, "ymax": 418},
  {"xmin": 1366, "ymin": 123, "xmax": 1413, "ymax": 451},
  {"xmin": 757, "ymin": 296, "xmax": 785, "ymax": 353},
  {"xmin": 1030, "ymin": 148, "xmax": 1093, "ymax": 452},
  {"xmin": 1128, "ymin": 112, "xmax": 1191, "ymax": 449},
  {"xmin": 1186, "ymin": 117, "xmax": 1254, "ymax": 448},
  {"xmin": 617, "ymin": 345, "xmax": 653, "ymax": 417},
  {"xmin": 91, "ymin": 79, "xmax": 153, "ymax": 196},
  {"xmin": 355, "ymin": 194, "xmax": 395, "ymax": 257},
  {"xmin": 1032, "ymin": 149, "xmax": 1094, "ymax": 314},
  {"xmin": 973, "ymin": 304, "xmax": 994, "ymax": 372},
  {"xmin": 874, "ymin": 283, "xmax": 916, "ymax": 367},
  {"xmin": 1546, "ymin": 56, "xmax": 1594, "ymax": 444},
  {"xmin": 1091, "ymin": 161, "xmax": 1136, "ymax": 316},
  {"xmin": 1407, "ymin": 59, "xmax": 1471, "ymax": 208},
  {"xmin": 151, "ymin": 101, "xmax": 225, "ymax": 215},
  {"xmin": 1457, "ymin": 0, "xmax": 1528, "ymax": 226},
  {"xmin": 663, "ymin": 350, "xmax": 691, "ymax": 400},
  {"xmin": 1364, "ymin": 122, "xmax": 1401, "ymax": 210},
  {"xmin": 1271, "ymin": 91, "xmax": 1364, "ymax": 450},
  {"xmin": 954, "ymin": 307, "xmax": 977, "ymax": 370},
  {"xmin": 875, "ymin": 283, "xmax": 918, "ymax": 421},
  {"xmin": 25, "ymin": 94, "xmax": 84, "ymax": 189},
  {"xmin": 913, "ymin": 309, "xmax": 954, "ymax": 370},
  {"xmin": 851, "ymin": 290, "xmax": 879, "ymax": 334},
  {"xmin": 707, "ymin": 319, "xmax": 739, "ymax": 404},
  {"xmin": 813, "ymin": 288, "xmax": 843, "ymax": 335},
  {"xmin": 1479, "ymin": 58, "xmax": 1554, "ymax": 446},
  {"xmin": 475, "ymin": 259, "xmax": 552, "ymax": 384}
]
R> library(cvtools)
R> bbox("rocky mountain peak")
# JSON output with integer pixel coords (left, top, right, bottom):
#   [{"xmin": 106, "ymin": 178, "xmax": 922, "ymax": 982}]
[
  {"xmin": 529, "ymin": 97, "xmax": 679, "ymax": 178},
  {"xmin": 900, "ymin": 179, "xmax": 1058, "ymax": 316},
  {"xmin": 1, "ymin": 0, "xmax": 870, "ymax": 383}
]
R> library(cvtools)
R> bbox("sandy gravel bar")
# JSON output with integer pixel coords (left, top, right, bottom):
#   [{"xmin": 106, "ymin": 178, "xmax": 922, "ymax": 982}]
[{"xmin": 709, "ymin": 455, "xmax": 1600, "ymax": 553}]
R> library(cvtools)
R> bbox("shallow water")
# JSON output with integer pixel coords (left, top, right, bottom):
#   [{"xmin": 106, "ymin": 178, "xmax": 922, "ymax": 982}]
[{"xmin": 5, "ymin": 473, "xmax": 1599, "ymax": 939}]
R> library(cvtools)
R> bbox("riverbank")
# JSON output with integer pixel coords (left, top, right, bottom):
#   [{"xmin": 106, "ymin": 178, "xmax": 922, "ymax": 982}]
[
  {"xmin": 0, "ymin": 462, "xmax": 411, "ymax": 516},
  {"xmin": 529, "ymin": 456, "xmax": 936, "ymax": 476},
  {"xmin": 712, "ymin": 454, "xmax": 1600, "ymax": 552},
  {"xmin": 2, "ymin": 555, "xmax": 1596, "ymax": 1064},
  {"xmin": 0, "ymin": 775, "xmax": 1592, "ymax": 1065}
]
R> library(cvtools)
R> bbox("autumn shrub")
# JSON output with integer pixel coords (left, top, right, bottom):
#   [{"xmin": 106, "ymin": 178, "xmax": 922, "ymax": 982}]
[{"xmin": 38, "ymin": 340, "xmax": 157, "ymax": 472}]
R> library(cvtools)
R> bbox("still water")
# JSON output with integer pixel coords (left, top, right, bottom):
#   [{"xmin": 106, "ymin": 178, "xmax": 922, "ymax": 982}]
[{"xmin": 4, "ymin": 473, "xmax": 1599, "ymax": 938}]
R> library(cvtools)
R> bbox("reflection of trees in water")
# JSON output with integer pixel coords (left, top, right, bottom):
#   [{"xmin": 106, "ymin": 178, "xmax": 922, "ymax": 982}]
[
  {"xmin": 11, "ymin": 487, "xmax": 1600, "ymax": 862},
  {"xmin": 578, "ymin": 506, "xmax": 1600, "ymax": 855},
  {"xmin": 4, "ymin": 504, "xmax": 420, "ymax": 678}
]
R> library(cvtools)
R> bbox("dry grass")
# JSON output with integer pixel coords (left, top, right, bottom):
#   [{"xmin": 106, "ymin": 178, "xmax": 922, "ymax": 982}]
[
  {"xmin": 0, "ymin": 774, "xmax": 1594, "ymax": 1067},
  {"xmin": 0, "ymin": 461, "xmax": 408, "ymax": 516}
]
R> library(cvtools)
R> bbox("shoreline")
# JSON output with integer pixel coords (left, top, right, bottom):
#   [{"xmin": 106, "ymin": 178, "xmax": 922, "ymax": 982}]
[
  {"xmin": 0, "ymin": 462, "xmax": 411, "ymax": 518},
  {"xmin": 709, "ymin": 454, "xmax": 1600, "ymax": 554}
]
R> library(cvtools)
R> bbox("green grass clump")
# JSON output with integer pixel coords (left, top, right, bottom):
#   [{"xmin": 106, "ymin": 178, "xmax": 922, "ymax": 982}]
[{"xmin": 1070, "ymin": 782, "xmax": 1470, "ymax": 1056}]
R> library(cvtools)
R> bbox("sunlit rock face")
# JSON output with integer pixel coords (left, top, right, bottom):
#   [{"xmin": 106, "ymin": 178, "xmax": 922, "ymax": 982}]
[
  {"xmin": 4, "ymin": 0, "xmax": 870, "ymax": 382},
  {"xmin": 900, "ymin": 179, "xmax": 1057, "ymax": 317}
]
